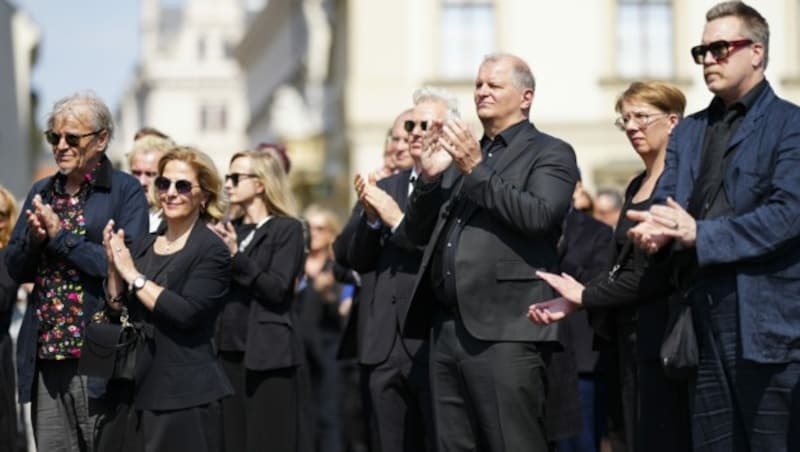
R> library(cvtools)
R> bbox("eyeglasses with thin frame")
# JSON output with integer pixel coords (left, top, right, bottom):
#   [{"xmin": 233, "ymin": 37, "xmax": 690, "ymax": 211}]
[
  {"xmin": 690, "ymin": 39, "xmax": 753, "ymax": 65},
  {"xmin": 44, "ymin": 129, "xmax": 103, "ymax": 147},
  {"xmin": 154, "ymin": 176, "xmax": 199, "ymax": 195},
  {"xmin": 614, "ymin": 112, "xmax": 668, "ymax": 131},
  {"xmin": 131, "ymin": 170, "xmax": 158, "ymax": 178},
  {"xmin": 224, "ymin": 173, "xmax": 258, "ymax": 186},
  {"xmin": 403, "ymin": 120, "xmax": 429, "ymax": 133}
]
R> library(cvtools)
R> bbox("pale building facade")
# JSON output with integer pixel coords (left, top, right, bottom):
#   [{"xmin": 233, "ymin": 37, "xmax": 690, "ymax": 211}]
[
  {"xmin": 111, "ymin": 0, "xmax": 249, "ymax": 175},
  {"xmin": 345, "ymin": 0, "xmax": 800, "ymax": 196},
  {"xmin": 0, "ymin": 1, "xmax": 39, "ymax": 199}
]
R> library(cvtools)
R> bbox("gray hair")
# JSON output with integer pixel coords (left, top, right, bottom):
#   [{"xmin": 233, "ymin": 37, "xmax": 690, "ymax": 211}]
[
  {"xmin": 46, "ymin": 91, "xmax": 115, "ymax": 148},
  {"xmin": 412, "ymin": 86, "xmax": 460, "ymax": 120},
  {"xmin": 706, "ymin": 1, "xmax": 769, "ymax": 69},
  {"xmin": 482, "ymin": 53, "xmax": 536, "ymax": 92}
]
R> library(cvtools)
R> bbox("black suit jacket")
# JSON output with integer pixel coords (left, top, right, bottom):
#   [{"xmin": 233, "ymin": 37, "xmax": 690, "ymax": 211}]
[
  {"xmin": 128, "ymin": 220, "xmax": 233, "ymax": 411},
  {"xmin": 400, "ymin": 121, "xmax": 579, "ymax": 342},
  {"xmin": 229, "ymin": 216, "xmax": 306, "ymax": 371},
  {"xmin": 345, "ymin": 169, "xmax": 426, "ymax": 365},
  {"xmin": 334, "ymin": 203, "xmax": 374, "ymax": 361}
]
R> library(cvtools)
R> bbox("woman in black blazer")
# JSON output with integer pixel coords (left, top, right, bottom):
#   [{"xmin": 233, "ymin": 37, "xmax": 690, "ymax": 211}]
[
  {"xmin": 209, "ymin": 148, "xmax": 310, "ymax": 452},
  {"xmin": 103, "ymin": 147, "xmax": 232, "ymax": 452},
  {"xmin": 529, "ymin": 82, "xmax": 691, "ymax": 452}
]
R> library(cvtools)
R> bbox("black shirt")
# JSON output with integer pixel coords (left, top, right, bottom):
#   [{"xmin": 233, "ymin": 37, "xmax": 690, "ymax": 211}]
[
  {"xmin": 699, "ymin": 79, "xmax": 767, "ymax": 220},
  {"xmin": 429, "ymin": 119, "xmax": 529, "ymax": 307}
]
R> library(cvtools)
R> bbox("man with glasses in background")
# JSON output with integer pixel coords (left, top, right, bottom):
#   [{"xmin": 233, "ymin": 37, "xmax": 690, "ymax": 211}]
[
  {"xmin": 127, "ymin": 128, "xmax": 174, "ymax": 232},
  {"xmin": 628, "ymin": 2, "xmax": 800, "ymax": 450},
  {"xmin": 6, "ymin": 92, "xmax": 148, "ymax": 452},
  {"xmin": 345, "ymin": 87, "xmax": 459, "ymax": 452}
]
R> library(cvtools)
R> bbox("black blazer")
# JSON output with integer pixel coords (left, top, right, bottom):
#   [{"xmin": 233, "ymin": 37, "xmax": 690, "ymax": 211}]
[
  {"xmin": 227, "ymin": 216, "xmax": 306, "ymax": 371},
  {"xmin": 128, "ymin": 220, "xmax": 233, "ymax": 411},
  {"xmin": 345, "ymin": 169, "xmax": 425, "ymax": 365},
  {"xmin": 333, "ymin": 203, "xmax": 375, "ymax": 361},
  {"xmin": 400, "ymin": 121, "xmax": 579, "ymax": 342}
]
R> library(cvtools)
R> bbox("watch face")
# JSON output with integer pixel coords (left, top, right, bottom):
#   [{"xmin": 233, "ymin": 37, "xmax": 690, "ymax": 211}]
[{"xmin": 134, "ymin": 276, "xmax": 146, "ymax": 290}]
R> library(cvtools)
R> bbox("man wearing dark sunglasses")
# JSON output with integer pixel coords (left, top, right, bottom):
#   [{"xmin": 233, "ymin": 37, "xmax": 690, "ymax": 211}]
[
  {"xmin": 5, "ymin": 92, "xmax": 149, "ymax": 452},
  {"xmin": 628, "ymin": 2, "xmax": 800, "ymax": 450},
  {"xmin": 342, "ymin": 87, "xmax": 459, "ymax": 452}
]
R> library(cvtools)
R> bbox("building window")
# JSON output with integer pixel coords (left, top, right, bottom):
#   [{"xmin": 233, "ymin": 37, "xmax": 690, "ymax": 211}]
[
  {"xmin": 616, "ymin": 0, "xmax": 673, "ymax": 79},
  {"xmin": 199, "ymin": 104, "xmax": 227, "ymax": 131},
  {"xmin": 439, "ymin": 0, "xmax": 495, "ymax": 80}
]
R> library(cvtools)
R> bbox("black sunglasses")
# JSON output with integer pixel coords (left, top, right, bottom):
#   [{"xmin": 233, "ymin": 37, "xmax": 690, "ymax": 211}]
[
  {"xmin": 403, "ymin": 120, "xmax": 429, "ymax": 133},
  {"xmin": 690, "ymin": 39, "xmax": 753, "ymax": 64},
  {"xmin": 224, "ymin": 173, "xmax": 258, "ymax": 186},
  {"xmin": 44, "ymin": 129, "xmax": 103, "ymax": 147},
  {"xmin": 154, "ymin": 176, "xmax": 198, "ymax": 195}
]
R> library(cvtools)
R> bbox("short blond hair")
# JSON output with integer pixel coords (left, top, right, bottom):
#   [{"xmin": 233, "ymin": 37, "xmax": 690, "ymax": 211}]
[{"xmin": 0, "ymin": 185, "xmax": 18, "ymax": 248}]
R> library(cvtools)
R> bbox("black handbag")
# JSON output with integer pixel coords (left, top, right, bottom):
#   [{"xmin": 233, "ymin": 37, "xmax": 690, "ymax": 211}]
[
  {"xmin": 78, "ymin": 307, "xmax": 140, "ymax": 380},
  {"xmin": 659, "ymin": 293, "xmax": 698, "ymax": 380}
]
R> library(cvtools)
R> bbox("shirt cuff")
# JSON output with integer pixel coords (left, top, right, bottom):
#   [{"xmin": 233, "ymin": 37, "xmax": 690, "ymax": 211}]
[{"xmin": 390, "ymin": 214, "xmax": 405, "ymax": 234}]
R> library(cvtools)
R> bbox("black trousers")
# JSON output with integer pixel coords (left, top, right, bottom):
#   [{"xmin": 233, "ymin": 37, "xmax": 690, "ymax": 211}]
[
  {"xmin": 429, "ymin": 308, "xmax": 548, "ymax": 452},
  {"xmin": 361, "ymin": 333, "xmax": 433, "ymax": 452},
  {"xmin": 219, "ymin": 351, "xmax": 312, "ymax": 452},
  {"xmin": 690, "ymin": 280, "xmax": 800, "ymax": 452}
]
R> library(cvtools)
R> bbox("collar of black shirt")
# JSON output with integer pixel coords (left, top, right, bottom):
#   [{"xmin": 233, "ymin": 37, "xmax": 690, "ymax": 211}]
[
  {"xmin": 480, "ymin": 119, "xmax": 528, "ymax": 150},
  {"xmin": 709, "ymin": 78, "xmax": 768, "ymax": 121}
]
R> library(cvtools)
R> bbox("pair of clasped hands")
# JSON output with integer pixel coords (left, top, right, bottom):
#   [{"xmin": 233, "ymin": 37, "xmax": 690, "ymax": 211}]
[
  {"xmin": 25, "ymin": 195, "xmax": 63, "ymax": 243},
  {"xmin": 354, "ymin": 118, "xmax": 482, "ymax": 228},
  {"xmin": 528, "ymin": 197, "xmax": 698, "ymax": 325}
]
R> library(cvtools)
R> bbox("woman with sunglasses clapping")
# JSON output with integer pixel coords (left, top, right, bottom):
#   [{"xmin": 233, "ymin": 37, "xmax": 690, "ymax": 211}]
[
  {"xmin": 209, "ymin": 148, "xmax": 311, "ymax": 452},
  {"xmin": 101, "ymin": 147, "xmax": 233, "ymax": 452}
]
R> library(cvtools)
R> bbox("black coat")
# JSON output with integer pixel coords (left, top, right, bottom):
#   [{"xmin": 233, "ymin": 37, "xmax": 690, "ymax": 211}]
[
  {"xmin": 225, "ymin": 216, "xmax": 306, "ymax": 371},
  {"xmin": 128, "ymin": 220, "xmax": 233, "ymax": 411},
  {"xmin": 345, "ymin": 169, "xmax": 426, "ymax": 365}
]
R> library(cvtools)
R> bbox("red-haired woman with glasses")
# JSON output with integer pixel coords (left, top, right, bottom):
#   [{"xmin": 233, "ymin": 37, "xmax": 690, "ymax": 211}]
[
  {"xmin": 529, "ymin": 81, "xmax": 691, "ymax": 451},
  {"xmin": 101, "ymin": 147, "xmax": 232, "ymax": 451},
  {"xmin": 209, "ymin": 149, "xmax": 311, "ymax": 452}
]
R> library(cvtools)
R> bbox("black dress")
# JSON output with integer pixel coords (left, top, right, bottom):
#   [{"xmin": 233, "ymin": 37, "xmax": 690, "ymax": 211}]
[
  {"xmin": 582, "ymin": 173, "xmax": 691, "ymax": 451},
  {"xmin": 0, "ymin": 248, "xmax": 19, "ymax": 451}
]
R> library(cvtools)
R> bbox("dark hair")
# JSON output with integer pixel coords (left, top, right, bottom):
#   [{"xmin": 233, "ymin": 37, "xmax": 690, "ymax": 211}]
[{"xmin": 257, "ymin": 143, "xmax": 291, "ymax": 174}]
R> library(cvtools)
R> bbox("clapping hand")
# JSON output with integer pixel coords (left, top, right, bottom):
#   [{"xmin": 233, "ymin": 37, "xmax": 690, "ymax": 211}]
[
  {"xmin": 527, "ymin": 271, "xmax": 584, "ymax": 325},
  {"xmin": 355, "ymin": 173, "xmax": 403, "ymax": 228},
  {"xmin": 209, "ymin": 221, "xmax": 239, "ymax": 256},
  {"xmin": 418, "ymin": 120, "xmax": 452, "ymax": 181},
  {"xmin": 440, "ymin": 118, "xmax": 482, "ymax": 175}
]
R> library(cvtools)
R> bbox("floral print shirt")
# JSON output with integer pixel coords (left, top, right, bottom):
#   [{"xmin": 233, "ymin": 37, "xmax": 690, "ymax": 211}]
[{"xmin": 34, "ymin": 171, "xmax": 96, "ymax": 359}]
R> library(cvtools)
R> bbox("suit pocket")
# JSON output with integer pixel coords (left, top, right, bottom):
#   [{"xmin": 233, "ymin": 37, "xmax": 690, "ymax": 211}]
[{"xmin": 495, "ymin": 260, "xmax": 543, "ymax": 281}]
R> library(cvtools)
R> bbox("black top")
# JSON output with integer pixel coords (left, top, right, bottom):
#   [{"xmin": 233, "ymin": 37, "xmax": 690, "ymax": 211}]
[
  {"xmin": 0, "ymin": 249, "xmax": 17, "ymax": 335},
  {"xmin": 217, "ymin": 222, "xmax": 257, "ymax": 352},
  {"xmin": 127, "ymin": 221, "xmax": 233, "ymax": 411},
  {"xmin": 694, "ymin": 78, "xmax": 768, "ymax": 220},
  {"xmin": 429, "ymin": 119, "xmax": 529, "ymax": 307}
]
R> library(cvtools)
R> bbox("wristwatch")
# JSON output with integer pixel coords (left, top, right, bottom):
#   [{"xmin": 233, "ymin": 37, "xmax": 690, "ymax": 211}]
[{"xmin": 130, "ymin": 275, "xmax": 147, "ymax": 292}]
